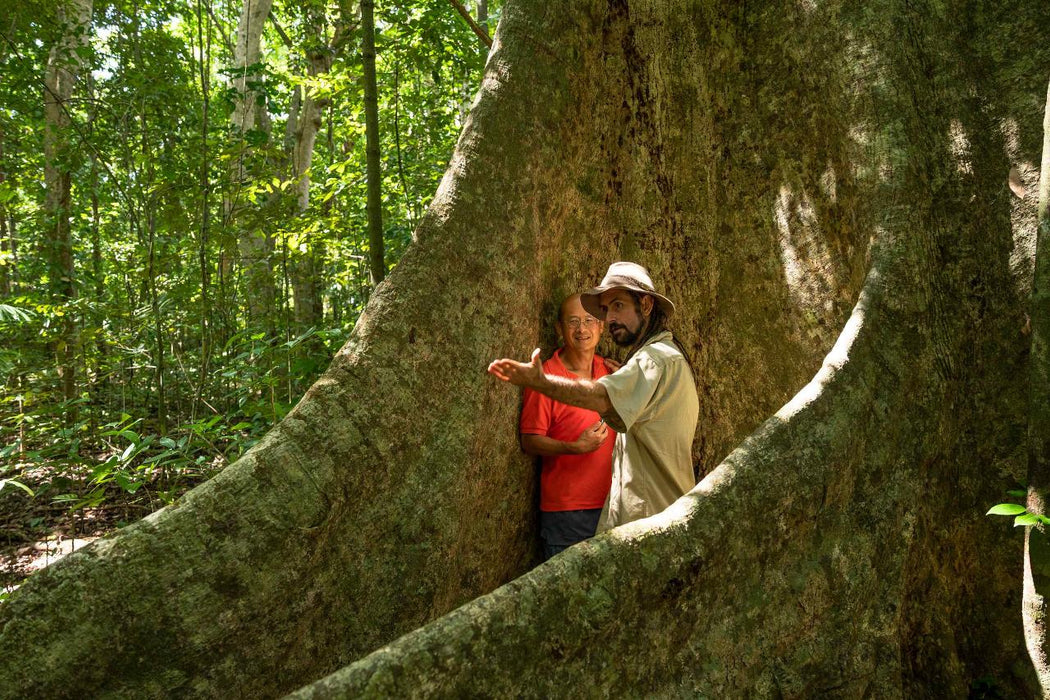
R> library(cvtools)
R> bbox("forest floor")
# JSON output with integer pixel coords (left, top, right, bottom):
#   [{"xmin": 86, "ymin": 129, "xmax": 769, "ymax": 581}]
[{"xmin": 0, "ymin": 471, "xmax": 202, "ymax": 593}]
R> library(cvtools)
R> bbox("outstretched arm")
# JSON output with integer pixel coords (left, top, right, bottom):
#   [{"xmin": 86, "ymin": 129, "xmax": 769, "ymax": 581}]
[{"xmin": 488, "ymin": 348, "xmax": 614, "ymax": 415}]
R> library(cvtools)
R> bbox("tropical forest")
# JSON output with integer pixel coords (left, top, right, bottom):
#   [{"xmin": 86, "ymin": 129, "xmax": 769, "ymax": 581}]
[{"xmin": 4, "ymin": 0, "xmax": 1050, "ymax": 697}]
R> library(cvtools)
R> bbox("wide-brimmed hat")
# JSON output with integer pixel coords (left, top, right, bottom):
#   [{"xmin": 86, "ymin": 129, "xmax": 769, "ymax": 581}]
[{"xmin": 581, "ymin": 261, "xmax": 676, "ymax": 320}]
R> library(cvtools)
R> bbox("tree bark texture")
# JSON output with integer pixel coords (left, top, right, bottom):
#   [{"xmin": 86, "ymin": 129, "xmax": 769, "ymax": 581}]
[
  {"xmin": 1024, "ymin": 73, "xmax": 1050, "ymax": 695},
  {"xmin": 361, "ymin": 0, "xmax": 385, "ymax": 286},
  {"xmin": 42, "ymin": 0, "xmax": 92, "ymax": 402},
  {"xmin": 3, "ymin": 0, "xmax": 1049, "ymax": 697}
]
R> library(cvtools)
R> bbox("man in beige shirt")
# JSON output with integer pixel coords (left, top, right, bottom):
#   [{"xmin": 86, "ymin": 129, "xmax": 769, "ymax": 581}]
[{"xmin": 489, "ymin": 262, "xmax": 699, "ymax": 531}]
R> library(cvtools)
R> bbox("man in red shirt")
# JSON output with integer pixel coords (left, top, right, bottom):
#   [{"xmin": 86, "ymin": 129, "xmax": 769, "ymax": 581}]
[{"xmin": 519, "ymin": 294, "xmax": 616, "ymax": 560}]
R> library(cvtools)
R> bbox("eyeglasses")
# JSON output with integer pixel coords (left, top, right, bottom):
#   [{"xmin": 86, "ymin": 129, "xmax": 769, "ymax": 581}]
[{"xmin": 565, "ymin": 317, "xmax": 599, "ymax": 330}]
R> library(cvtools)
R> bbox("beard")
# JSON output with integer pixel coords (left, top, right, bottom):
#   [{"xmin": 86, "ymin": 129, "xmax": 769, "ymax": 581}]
[{"xmin": 608, "ymin": 322, "xmax": 640, "ymax": 347}]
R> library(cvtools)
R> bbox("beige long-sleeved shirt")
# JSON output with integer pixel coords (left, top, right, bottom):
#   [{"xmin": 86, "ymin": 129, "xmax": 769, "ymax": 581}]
[{"xmin": 596, "ymin": 331, "xmax": 699, "ymax": 531}]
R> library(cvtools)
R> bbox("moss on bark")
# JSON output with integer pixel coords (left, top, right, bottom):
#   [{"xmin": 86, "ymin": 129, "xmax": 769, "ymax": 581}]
[{"xmin": 3, "ymin": 0, "xmax": 1049, "ymax": 697}]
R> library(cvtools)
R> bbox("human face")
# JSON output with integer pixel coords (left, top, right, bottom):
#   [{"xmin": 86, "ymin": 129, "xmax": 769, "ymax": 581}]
[
  {"xmin": 599, "ymin": 289, "xmax": 651, "ymax": 347},
  {"xmin": 557, "ymin": 295, "xmax": 602, "ymax": 354}
]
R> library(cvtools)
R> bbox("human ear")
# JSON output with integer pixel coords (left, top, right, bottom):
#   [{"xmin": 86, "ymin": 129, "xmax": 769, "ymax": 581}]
[{"xmin": 641, "ymin": 295, "xmax": 654, "ymax": 317}]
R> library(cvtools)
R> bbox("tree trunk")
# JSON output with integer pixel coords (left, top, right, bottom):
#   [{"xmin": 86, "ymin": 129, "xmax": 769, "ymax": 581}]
[
  {"xmin": 361, "ymin": 0, "xmax": 384, "ymax": 286},
  {"xmin": 289, "ymin": 14, "xmax": 335, "ymax": 329},
  {"xmin": 193, "ymin": 0, "xmax": 213, "ymax": 422},
  {"xmin": 477, "ymin": 0, "xmax": 487, "ymax": 38},
  {"xmin": 392, "ymin": 61, "xmax": 419, "ymax": 228},
  {"xmin": 87, "ymin": 75, "xmax": 105, "ymax": 402},
  {"xmin": 5, "ymin": 213, "xmax": 16, "ymax": 294},
  {"xmin": 228, "ymin": 0, "xmax": 276, "ymax": 328},
  {"xmin": 42, "ymin": 0, "xmax": 92, "ymax": 404},
  {"xmin": 0, "ymin": 222, "xmax": 8, "ymax": 297},
  {"xmin": 0, "ymin": 126, "xmax": 9, "ymax": 297},
  {"xmin": 1024, "ymin": 73, "xmax": 1050, "ymax": 695},
  {"xmin": 1, "ymin": 0, "xmax": 1048, "ymax": 697}
]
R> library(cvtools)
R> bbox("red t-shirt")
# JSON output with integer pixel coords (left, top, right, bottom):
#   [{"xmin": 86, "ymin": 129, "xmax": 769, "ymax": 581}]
[{"xmin": 520, "ymin": 350, "xmax": 615, "ymax": 512}]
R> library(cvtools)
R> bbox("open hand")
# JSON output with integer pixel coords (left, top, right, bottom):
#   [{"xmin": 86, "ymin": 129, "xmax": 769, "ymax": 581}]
[
  {"xmin": 488, "ymin": 348, "xmax": 545, "ymax": 388},
  {"xmin": 573, "ymin": 420, "xmax": 609, "ymax": 453}
]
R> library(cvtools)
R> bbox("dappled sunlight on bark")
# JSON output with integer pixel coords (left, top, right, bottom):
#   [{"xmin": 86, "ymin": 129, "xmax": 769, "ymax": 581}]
[
  {"xmin": 773, "ymin": 185, "xmax": 840, "ymax": 317},
  {"xmin": 1003, "ymin": 116, "xmax": 1040, "ymax": 293}
]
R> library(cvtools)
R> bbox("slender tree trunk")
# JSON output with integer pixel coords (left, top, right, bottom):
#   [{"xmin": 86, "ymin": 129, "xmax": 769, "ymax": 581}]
[
  {"xmin": 228, "ymin": 0, "xmax": 276, "ymax": 328},
  {"xmin": 0, "ymin": 127, "xmax": 9, "ymax": 297},
  {"xmin": 289, "ymin": 13, "xmax": 334, "ymax": 329},
  {"xmin": 361, "ymin": 0, "xmax": 384, "ymax": 286},
  {"xmin": 1024, "ymin": 72, "xmax": 1050, "ymax": 696},
  {"xmin": 190, "ymin": 0, "xmax": 214, "ymax": 421},
  {"xmin": 477, "ymin": 0, "xmax": 487, "ymax": 38},
  {"xmin": 6, "ymin": 213, "xmax": 16, "ymax": 294},
  {"xmin": 146, "ymin": 209, "xmax": 166, "ymax": 434},
  {"xmin": 43, "ymin": 0, "xmax": 93, "ymax": 406},
  {"xmin": 128, "ymin": 4, "xmax": 167, "ymax": 435},
  {"xmin": 0, "ymin": 226, "xmax": 8, "ymax": 297},
  {"xmin": 392, "ymin": 61, "xmax": 417, "ymax": 229},
  {"xmin": 1, "ymin": 1, "xmax": 1047, "ymax": 698},
  {"xmin": 81, "ymin": 71, "xmax": 104, "ymax": 408},
  {"xmin": 88, "ymin": 126, "xmax": 103, "ymax": 404}
]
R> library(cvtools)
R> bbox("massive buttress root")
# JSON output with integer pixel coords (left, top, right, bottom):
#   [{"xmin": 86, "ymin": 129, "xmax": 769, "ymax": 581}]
[{"xmin": 2, "ymin": 0, "xmax": 1048, "ymax": 697}]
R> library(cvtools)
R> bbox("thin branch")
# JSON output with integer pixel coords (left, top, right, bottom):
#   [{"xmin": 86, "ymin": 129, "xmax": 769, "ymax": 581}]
[
  {"xmin": 445, "ymin": 0, "xmax": 492, "ymax": 48},
  {"xmin": 267, "ymin": 11, "xmax": 293, "ymax": 50},
  {"xmin": 205, "ymin": 4, "xmax": 235, "ymax": 55},
  {"xmin": 268, "ymin": 10, "xmax": 357, "ymax": 61},
  {"xmin": 329, "ymin": 20, "xmax": 360, "ymax": 55}
]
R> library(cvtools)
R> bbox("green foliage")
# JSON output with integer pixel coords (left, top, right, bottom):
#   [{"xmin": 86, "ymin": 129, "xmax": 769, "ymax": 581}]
[
  {"xmin": 0, "ymin": 305, "xmax": 34, "ymax": 323},
  {"xmin": 0, "ymin": 0, "xmax": 499, "ymax": 556},
  {"xmin": 986, "ymin": 489, "xmax": 1050, "ymax": 528}
]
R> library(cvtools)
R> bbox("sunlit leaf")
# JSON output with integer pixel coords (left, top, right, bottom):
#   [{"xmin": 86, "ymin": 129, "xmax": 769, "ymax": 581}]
[
  {"xmin": 0, "ymin": 479, "xmax": 34, "ymax": 497},
  {"xmin": 986, "ymin": 503, "xmax": 1026, "ymax": 516}
]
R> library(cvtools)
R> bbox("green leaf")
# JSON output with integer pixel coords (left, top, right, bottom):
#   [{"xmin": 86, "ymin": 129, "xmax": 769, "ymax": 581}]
[
  {"xmin": 0, "ymin": 304, "xmax": 35, "ymax": 322},
  {"xmin": 1015, "ymin": 513, "xmax": 1041, "ymax": 527},
  {"xmin": 120, "ymin": 443, "xmax": 137, "ymax": 463},
  {"xmin": 987, "ymin": 503, "xmax": 1027, "ymax": 516},
  {"xmin": 141, "ymin": 449, "xmax": 177, "ymax": 464},
  {"xmin": 1007, "ymin": 489, "xmax": 1027, "ymax": 498},
  {"xmin": 0, "ymin": 479, "xmax": 34, "ymax": 497},
  {"xmin": 115, "ymin": 472, "xmax": 142, "ymax": 494}
]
